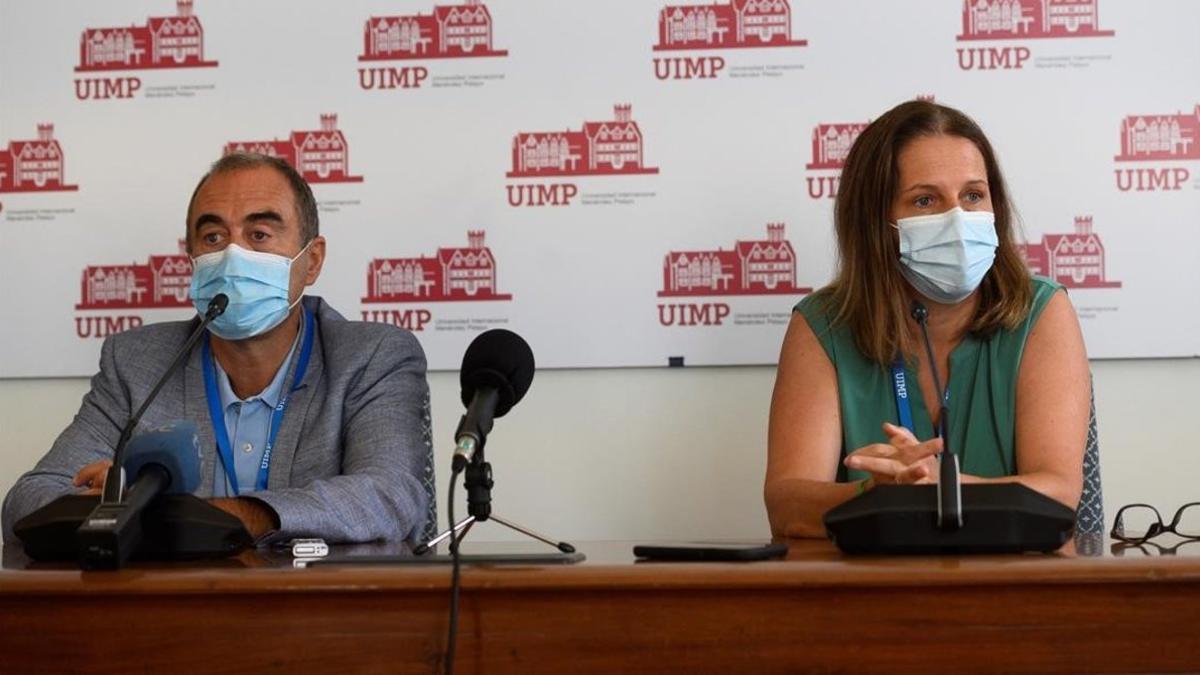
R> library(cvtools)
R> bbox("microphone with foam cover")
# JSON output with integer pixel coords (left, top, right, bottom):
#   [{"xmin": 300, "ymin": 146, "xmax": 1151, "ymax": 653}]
[{"xmin": 452, "ymin": 330, "xmax": 535, "ymax": 472}]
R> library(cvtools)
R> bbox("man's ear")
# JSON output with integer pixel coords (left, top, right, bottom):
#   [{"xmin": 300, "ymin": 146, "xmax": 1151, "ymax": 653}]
[{"xmin": 303, "ymin": 236, "xmax": 326, "ymax": 286}]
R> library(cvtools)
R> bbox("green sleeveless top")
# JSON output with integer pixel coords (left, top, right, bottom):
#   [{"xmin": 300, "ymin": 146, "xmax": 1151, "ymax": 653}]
[{"xmin": 794, "ymin": 276, "xmax": 1062, "ymax": 482}]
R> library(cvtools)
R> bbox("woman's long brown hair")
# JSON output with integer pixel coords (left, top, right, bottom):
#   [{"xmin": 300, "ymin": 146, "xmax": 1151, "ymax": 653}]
[{"xmin": 821, "ymin": 99, "xmax": 1032, "ymax": 365}]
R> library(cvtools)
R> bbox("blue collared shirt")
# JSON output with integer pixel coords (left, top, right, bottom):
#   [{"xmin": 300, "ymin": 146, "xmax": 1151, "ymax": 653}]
[{"xmin": 211, "ymin": 332, "xmax": 300, "ymax": 497}]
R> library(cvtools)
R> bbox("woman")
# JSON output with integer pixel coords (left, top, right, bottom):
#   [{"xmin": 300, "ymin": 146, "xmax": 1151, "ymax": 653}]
[{"xmin": 765, "ymin": 100, "xmax": 1089, "ymax": 538}]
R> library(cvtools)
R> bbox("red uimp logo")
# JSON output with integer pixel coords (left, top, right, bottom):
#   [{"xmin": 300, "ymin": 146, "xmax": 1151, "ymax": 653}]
[
  {"xmin": 955, "ymin": 0, "xmax": 1114, "ymax": 70},
  {"xmin": 652, "ymin": 0, "xmax": 807, "ymax": 80},
  {"xmin": 75, "ymin": 241, "xmax": 192, "ymax": 339},
  {"xmin": 506, "ymin": 104, "xmax": 659, "ymax": 208},
  {"xmin": 74, "ymin": 0, "xmax": 218, "ymax": 100},
  {"xmin": 1113, "ymin": 105, "xmax": 1198, "ymax": 192},
  {"xmin": 361, "ymin": 231, "xmax": 512, "ymax": 332},
  {"xmin": 357, "ymin": 1, "xmax": 508, "ymax": 91},
  {"xmin": 658, "ymin": 223, "xmax": 812, "ymax": 327}
]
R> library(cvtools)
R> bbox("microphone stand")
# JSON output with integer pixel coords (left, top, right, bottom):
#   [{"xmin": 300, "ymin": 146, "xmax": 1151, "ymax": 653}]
[{"xmin": 414, "ymin": 443, "xmax": 576, "ymax": 556}]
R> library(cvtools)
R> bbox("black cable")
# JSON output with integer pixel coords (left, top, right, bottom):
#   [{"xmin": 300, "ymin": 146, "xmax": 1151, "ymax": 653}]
[{"xmin": 444, "ymin": 468, "xmax": 462, "ymax": 675}]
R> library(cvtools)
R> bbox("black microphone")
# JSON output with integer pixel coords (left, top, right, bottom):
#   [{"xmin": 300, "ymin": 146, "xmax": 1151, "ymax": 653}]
[
  {"xmin": 910, "ymin": 301, "xmax": 962, "ymax": 530},
  {"xmin": 451, "ymin": 330, "xmax": 535, "ymax": 473},
  {"xmin": 77, "ymin": 421, "xmax": 203, "ymax": 569},
  {"xmin": 99, "ymin": 293, "xmax": 226, "ymax": 503}
]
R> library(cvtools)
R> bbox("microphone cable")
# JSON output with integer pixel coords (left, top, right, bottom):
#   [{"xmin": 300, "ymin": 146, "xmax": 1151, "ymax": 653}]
[{"xmin": 443, "ymin": 466, "xmax": 463, "ymax": 675}]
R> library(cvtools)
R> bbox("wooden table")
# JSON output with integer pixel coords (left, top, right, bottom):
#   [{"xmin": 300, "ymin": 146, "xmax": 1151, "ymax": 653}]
[{"xmin": 3, "ymin": 537, "xmax": 1200, "ymax": 674}]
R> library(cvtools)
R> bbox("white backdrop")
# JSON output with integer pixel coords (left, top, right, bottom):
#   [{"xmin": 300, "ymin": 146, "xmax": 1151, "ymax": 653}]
[{"xmin": 2, "ymin": 0, "xmax": 1199, "ymax": 379}]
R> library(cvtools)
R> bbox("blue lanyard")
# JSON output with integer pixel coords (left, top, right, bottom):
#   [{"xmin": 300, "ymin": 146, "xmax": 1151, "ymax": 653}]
[
  {"xmin": 201, "ymin": 308, "xmax": 315, "ymax": 496},
  {"xmin": 891, "ymin": 359, "xmax": 949, "ymax": 438}
]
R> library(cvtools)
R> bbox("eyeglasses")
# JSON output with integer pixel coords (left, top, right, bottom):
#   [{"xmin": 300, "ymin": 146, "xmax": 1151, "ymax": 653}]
[
  {"xmin": 1110, "ymin": 502, "xmax": 1200, "ymax": 543},
  {"xmin": 1110, "ymin": 539, "xmax": 1200, "ymax": 557}
]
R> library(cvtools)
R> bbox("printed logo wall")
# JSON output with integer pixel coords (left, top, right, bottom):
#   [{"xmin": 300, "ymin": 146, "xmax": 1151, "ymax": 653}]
[{"xmin": 1, "ymin": 0, "xmax": 1198, "ymax": 377}]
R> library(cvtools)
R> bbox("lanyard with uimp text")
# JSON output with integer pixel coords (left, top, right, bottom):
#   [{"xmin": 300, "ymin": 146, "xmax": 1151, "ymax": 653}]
[
  {"xmin": 201, "ymin": 307, "xmax": 315, "ymax": 495},
  {"xmin": 891, "ymin": 359, "xmax": 949, "ymax": 438}
]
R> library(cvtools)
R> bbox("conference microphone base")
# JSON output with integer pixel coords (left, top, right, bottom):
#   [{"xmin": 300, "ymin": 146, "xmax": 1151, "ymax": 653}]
[
  {"xmin": 14, "ymin": 494, "xmax": 253, "ymax": 564},
  {"xmin": 823, "ymin": 483, "xmax": 1076, "ymax": 554}
]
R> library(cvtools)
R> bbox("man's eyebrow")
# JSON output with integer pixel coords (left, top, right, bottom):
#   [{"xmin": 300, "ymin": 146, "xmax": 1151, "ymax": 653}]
[
  {"xmin": 245, "ymin": 210, "xmax": 286, "ymax": 227},
  {"xmin": 192, "ymin": 213, "xmax": 224, "ymax": 230}
]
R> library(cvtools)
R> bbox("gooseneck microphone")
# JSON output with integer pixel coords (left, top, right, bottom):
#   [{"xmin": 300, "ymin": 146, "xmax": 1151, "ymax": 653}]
[
  {"xmin": 16, "ymin": 293, "xmax": 250, "ymax": 565},
  {"xmin": 99, "ymin": 293, "xmax": 226, "ymax": 504},
  {"xmin": 910, "ymin": 301, "xmax": 962, "ymax": 530},
  {"xmin": 78, "ymin": 294, "xmax": 227, "ymax": 569},
  {"xmin": 451, "ymin": 329, "xmax": 535, "ymax": 473},
  {"xmin": 822, "ymin": 298, "xmax": 1077, "ymax": 554}
]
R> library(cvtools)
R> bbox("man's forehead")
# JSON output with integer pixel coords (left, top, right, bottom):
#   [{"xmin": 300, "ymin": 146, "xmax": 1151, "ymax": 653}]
[{"xmin": 190, "ymin": 167, "xmax": 298, "ymax": 222}]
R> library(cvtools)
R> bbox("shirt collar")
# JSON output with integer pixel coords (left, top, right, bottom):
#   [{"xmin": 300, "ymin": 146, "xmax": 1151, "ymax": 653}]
[{"xmin": 214, "ymin": 314, "xmax": 305, "ymax": 410}]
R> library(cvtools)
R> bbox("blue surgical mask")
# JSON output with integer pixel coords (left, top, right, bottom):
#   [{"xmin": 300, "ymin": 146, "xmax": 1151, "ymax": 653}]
[
  {"xmin": 189, "ymin": 242, "xmax": 310, "ymax": 340},
  {"xmin": 895, "ymin": 207, "xmax": 998, "ymax": 305}
]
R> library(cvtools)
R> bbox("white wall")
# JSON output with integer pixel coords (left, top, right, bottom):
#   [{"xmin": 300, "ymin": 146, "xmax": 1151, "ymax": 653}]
[{"xmin": 3, "ymin": 358, "xmax": 1197, "ymax": 543}]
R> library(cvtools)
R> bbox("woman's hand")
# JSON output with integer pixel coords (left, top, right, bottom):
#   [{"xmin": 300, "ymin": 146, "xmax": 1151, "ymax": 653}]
[
  {"xmin": 844, "ymin": 423, "xmax": 941, "ymax": 486},
  {"xmin": 73, "ymin": 460, "xmax": 113, "ymax": 496}
]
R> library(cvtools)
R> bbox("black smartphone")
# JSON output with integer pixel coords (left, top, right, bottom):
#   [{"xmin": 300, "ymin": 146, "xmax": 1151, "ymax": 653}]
[{"xmin": 632, "ymin": 542, "xmax": 788, "ymax": 562}]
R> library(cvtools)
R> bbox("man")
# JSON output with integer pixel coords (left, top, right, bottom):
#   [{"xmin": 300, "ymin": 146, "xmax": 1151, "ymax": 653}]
[{"xmin": 2, "ymin": 153, "xmax": 434, "ymax": 544}]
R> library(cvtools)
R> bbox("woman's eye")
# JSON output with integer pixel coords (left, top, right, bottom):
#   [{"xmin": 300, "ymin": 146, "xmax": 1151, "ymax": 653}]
[
  {"xmin": 914, "ymin": 195, "xmax": 933, "ymax": 208},
  {"xmin": 965, "ymin": 191, "xmax": 985, "ymax": 203}
]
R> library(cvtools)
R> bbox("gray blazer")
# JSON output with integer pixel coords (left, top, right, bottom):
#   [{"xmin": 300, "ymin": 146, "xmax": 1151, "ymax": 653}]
[{"xmin": 2, "ymin": 296, "xmax": 434, "ymax": 545}]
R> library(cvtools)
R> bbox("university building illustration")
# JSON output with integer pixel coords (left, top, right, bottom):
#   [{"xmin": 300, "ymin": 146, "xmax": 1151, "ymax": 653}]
[
  {"xmin": 76, "ymin": 0, "xmax": 218, "ymax": 71},
  {"xmin": 1020, "ymin": 216, "xmax": 1121, "ymax": 289},
  {"xmin": 508, "ymin": 104, "xmax": 659, "ymax": 178},
  {"xmin": 224, "ymin": 114, "xmax": 363, "ymax": 183},
  {"xmin": 654, "ymin": 0, "xmax": 806, "ymax": 50},
  {"xmin": 363, "ymin": 231, "xmax": 512, "ymax": 303},
  {"xmin": 360, "ymin": 0, "xmax": 507, "ymax": 60},
  {"xmin": 659, "ymin": 223, "xmax": 810, "ymax": 297}
]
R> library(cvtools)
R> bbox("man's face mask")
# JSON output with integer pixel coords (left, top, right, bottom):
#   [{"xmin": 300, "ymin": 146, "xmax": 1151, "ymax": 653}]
[
  {"xmin": 189, "ymin": 242, "xmax": 310, "ymax": 340},
  {"xmin": 894, "ymin": 207, "xmax": 998, "ymax": 305}
]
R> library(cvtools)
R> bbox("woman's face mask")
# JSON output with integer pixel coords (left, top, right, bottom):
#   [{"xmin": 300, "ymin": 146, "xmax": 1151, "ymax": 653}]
[{"xmin": 894, "ymin": 207, "xmax": 998, "ymax": 305}]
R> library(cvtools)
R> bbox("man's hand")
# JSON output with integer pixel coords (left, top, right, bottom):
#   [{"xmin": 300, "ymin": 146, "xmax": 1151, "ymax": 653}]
[
  {"xmin": 209, "ymin": 497, "xmax": 280, "ymax": 540},
  {"xmin": 73, "ymin": 460, "xmax": 114, "ymax": 496},
  {"xmin": 73, "ymin": 464, "xmax": 278, "ymax": 538},
  {"xmin": 843, "ymin": 422, "xmax": 941, "ymax": 486}
]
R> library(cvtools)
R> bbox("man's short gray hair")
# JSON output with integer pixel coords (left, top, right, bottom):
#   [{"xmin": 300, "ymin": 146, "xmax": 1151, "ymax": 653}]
[{"xmin": 186, "ymin": 153, "xmax": 319, "ymax": 246}]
